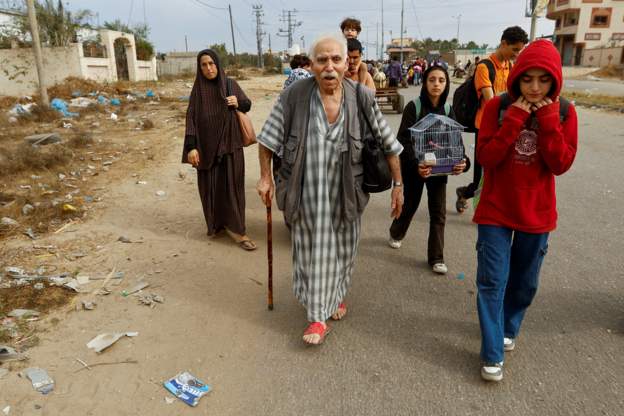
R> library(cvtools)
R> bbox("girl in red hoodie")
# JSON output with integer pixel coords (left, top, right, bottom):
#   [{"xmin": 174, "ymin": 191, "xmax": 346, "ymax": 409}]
[{"xmin": 473, "ymin": 40, "xmax": 577, "ymax": 382}]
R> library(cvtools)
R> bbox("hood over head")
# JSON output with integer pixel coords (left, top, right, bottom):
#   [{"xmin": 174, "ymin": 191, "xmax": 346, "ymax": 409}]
[
  {"xmin": 507, "ymin": 39, "xmax": 562, "ymax": 100},
  {"xmin": 194, "ymin": 49, "xmax": 227, "ymax": 100},
  {"xmin": 420, "ymin": 64, "xmax": 450, "ymax": 110}
]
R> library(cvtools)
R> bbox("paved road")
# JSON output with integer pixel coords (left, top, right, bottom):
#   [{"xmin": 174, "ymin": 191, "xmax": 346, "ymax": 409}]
[
  {"xmin": 3, "ymin": 82, "xmax": 620, "ymax": 415},
  {"xmin": 563, "ymin": 78, "xmax": 624, "ymax": 97},
  {"xmin": 249, "ymin": 85, "xmax": 623, "ymax": 415}
]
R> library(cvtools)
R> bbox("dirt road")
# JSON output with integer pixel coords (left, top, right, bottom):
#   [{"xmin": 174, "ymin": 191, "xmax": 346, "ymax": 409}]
[{"xmin": 0, "ymin": 77, "xmax": 622, "ymax": 415}]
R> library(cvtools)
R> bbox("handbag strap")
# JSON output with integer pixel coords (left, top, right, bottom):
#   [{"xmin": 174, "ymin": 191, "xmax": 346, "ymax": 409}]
[{"xmin": 355, "ymin": 83, "xmax": 376, "ymax": 143}]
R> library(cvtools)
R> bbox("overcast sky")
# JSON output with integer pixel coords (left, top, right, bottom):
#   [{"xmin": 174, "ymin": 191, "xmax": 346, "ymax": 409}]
[{"xmin": 62, "ymin": 0, "xmax": 554, "ymax": 55}]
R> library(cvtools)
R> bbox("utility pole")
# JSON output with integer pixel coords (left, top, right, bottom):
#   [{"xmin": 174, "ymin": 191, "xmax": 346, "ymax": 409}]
[
  {"xmin": 529, "ymin": 0, "xmax": 538, "ymax": 41},
  {"xmin": 381, "ymin": 0, "xmax": 385, "ymax": 60},
  {"xmin": 278, "ymin": 9, "xmax": 302, "ymax": 50},
  {"xmin": 25, "ymin": 0, "xmax": 49, "ymax": 107},
  {"xmin": 268, "ymin": 33, "xmax": 272, "ymax": 53},
  {"xmin": 399, "ymin": 0, "xmax": 404, "ymax": 65},
  {"xmin": 454, "ymin": 14, "xmax": 462, "ymax": 45},
  {"xmin": 228, "ymin": 4, "xmax": 237, "ymax": 58},
  {"xmin": 185, "ymin": 35, "xmax": 188, "ymax": 52},
  {"xmin": 376, "ymin": 21, "xmax": 379, "ymax": 60},
  {"xmin": 253, "ymin": 4, "xmax": 265, "ymax": 68}
]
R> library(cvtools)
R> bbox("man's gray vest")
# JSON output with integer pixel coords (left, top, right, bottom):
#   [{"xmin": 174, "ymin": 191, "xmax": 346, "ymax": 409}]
[{"xmin": 275, "ymin": 77, "xmax": 376, "ymax": 225}]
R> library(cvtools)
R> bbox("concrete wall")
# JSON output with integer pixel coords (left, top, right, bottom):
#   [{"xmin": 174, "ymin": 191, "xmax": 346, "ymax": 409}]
[
  {"xmin": 582, "ymin": 46, "xmax": 624, "ymax": 66},
  {"xmin": 157, "ymin": 53, "xmax": 197, "ymax": 76},
  {"xmin": 0, "ymin": 29, "xmax": 158, "ymax": 97},
  {"xmin": 0, "ymin": 45, "xmax": 82, "ymax": 96}
]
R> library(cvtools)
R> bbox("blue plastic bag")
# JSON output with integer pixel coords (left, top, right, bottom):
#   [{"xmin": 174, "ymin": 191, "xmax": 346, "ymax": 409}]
[{"xmin": 50, "ymin": 98, "xmax": 78, "ymax": 118}]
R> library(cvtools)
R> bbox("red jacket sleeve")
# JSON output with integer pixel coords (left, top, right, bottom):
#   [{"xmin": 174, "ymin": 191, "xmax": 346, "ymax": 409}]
[
  {"xmin": 477, "ymin": 96, "xmax": 530, "ymax": 168},
  {"xmin": 536, "ymin": 101, "xmax": 578, "ymax": 175}
]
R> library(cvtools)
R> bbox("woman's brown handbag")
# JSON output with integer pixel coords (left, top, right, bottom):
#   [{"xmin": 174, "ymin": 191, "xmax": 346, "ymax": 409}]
[
  {"xmin": 227, "ymin": 78, "xmax": 257, "ymax": 147},
  {"xmin": 236, "ymin": 110, "xmax": 257, "ymax": 147}
]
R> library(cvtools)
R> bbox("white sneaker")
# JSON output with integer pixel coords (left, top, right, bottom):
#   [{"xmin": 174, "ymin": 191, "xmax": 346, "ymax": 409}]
[
  {"xmin": 481, "ymin": 362, "xmax": 504, "ymax": 382},
  {"xmin": 432, "ymin": 263, "xmax": 448, "ymax": 274},
  {"xmin": 504, "ymin": 337, "xmax": 515, "ymax": 352},
  {"xmin": 388, "ymin": 237, "xmax": 402, "ymax": 249}
]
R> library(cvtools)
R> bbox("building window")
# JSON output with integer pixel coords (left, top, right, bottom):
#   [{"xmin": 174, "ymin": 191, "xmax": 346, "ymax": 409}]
[
  {"xmin": 556, "ymin": 18, "xmax": 562, "ymax": 28},
  {"xmin": 612, "ymin": 33, "xmax": 624, "ymax": 41},
  {"xmin": 564, "ymin": 13, "xmax": 578, "ymax": 26},
  {"xmin": 590, "ymin": 8, "xmax": 612, "ymax": 28},
  {"xmin": 584, "ymin": 33, "xmax": 601, "ymax": 40}
]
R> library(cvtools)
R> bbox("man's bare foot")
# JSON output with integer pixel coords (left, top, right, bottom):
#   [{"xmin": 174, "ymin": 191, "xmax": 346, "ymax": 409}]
[
  {"xmin": 303, "ymin": 322, "xmax": 330, "ymax": 345},
  {"xmin": 331, "ymin": 303, "xmax": 347, "ymax": 320}
]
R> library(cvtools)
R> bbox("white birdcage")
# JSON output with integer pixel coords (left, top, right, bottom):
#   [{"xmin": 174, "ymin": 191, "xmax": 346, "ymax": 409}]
[{"xmin": 409, "ymin": 113, "xmax": 466, "ymax": 176}]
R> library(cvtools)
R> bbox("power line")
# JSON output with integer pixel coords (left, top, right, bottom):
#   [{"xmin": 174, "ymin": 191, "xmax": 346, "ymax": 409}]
[
  {"xmin": 193, "ymin": 0, "xmax": 227, "ymax": 11},
  {"xmin": 277, "ymin": 9, "xmax": 302, "ymax": 50}
]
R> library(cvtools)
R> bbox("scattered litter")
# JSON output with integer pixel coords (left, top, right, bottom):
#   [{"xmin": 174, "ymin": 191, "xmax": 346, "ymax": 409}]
[
  {"xmin": 33, "ymin": 283, "xmax": 44, "ymax": 290},
  {"xmin": 90, "ymin": 271, "xmax": 124, "ymax": 281},
  {"xmin": 22, "ymin": 204, "xmax": 35, "ymax": 216},
  {"xmin": 136, "ymin": 181, "xmax": 147, "ymax": 185},
  {"xmin": 102, "ymin": 160, "xmax": 113, "ymax": 166},
  {"xmin": 146, "ymin": 90, "xmax": 155, "ymax": 98},
  {"xmin": 97, "ymin": 95, "xmax": 109, "ymax": 105},
  {"xmin": 63, "ymin": 278, "xmax": 81, "ymax": 292},
  {"xmin": 62, "ymin": 122, "xmax": 73, "ymax": 129},
  {"xmin": 8, "ymin": 309, "xmax": 40, "ymax": 319},
  {"xmin": 8, "ymin": 103, "xmax": 36, "ymax": 116},
  {"xmin": 24, "ymin": 133, "xmax": 62, "ymax": 146},
  {"xmin": 69, "ymin": 97, "xmax": 96, "ymax": 108},
  {"xmin": 164, "ymin": 371, "xmax": 211, "ymax": 407},
  {"xmin": 23, "ymin": 228, "xmax": 37, "ymax": 240},
  {"xmin": 155, "ymin": 190, "xmax": 166, "ymax": 197},
  {"xmin": 122, "ymin": 281, "xmax": 150, "ymax": 297},
  {"xmin": 62, "ymin": 203, "xmax": 78, "ymax": 214},
  {"xmin": 138, "ymin": 293, "xmax": 164, "ymax": 307},
  {"xmin": 0, "ymin": 345, "xmax": 22, "ymax": 363},
  {"xmin": 1, "ymin": 217, "xmax": 20, "ymax": 227},
  {"xmin": 2, "ymin": 406, "xmax": 9, "ymax": 415},
  {"xmin": 81, "ymin": 300, "xmax": 96, "ymax": 310},
  {"xmin": 21, "ymin": 367, "xmax": 55, "ymax": 394},
  {"xmin": 58, "ymin": 173, "xmax": 66, "ymax": 180},
  {"xmin": 110, "ymin": 98, "xmax": 121, "ymax": 106},
  {"xmin": 8, "ymin": 116, "xmax": 18, "ymax": 123},
  {"xmin": 5, "ymin": 267, "xmax": 26, "ymax": 277},
  {"xmin": 110, "ymin": 113, "xmax": 118, "ymax": 121},
  {"xmin": 118, "ymin": 236, "xmax": 132, "ymax": 243},
  {"xmin": 126, "ymin": 94, "xmax": 137, "ymax": 102},
  {"xmin": 73, "ymin": 358, "xmax": 138, "ymax": 373},
  {"xmin": 456, "ymin": 272, "xmax": 465, "ymax": 281},
  {"xmin": 51, "ymin": 98, "xmax": 78, "ymax": 118},
  {"xmin": 18, "ymin": 185, "xmax": 32, "ymax": 190},
  {"xmin": 86, "ymin": 332, "xmax": 138, "ymax": 353},
  {"xmin": 165, "ymin": 397, "xmax": 175, "ymax": 405},
  {"xmin": 97, "ymin": 287, "xmax": 111, "ymax": 296}
]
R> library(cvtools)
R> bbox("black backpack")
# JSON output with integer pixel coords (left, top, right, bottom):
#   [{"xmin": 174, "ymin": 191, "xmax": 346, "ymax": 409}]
[
  {"xmin": 452, "ymin": 59, "xmax": 496, "ymax": 132},
  {"xmin": 497, "ymin": 92, "xmax": 570, "ymax": 125}
]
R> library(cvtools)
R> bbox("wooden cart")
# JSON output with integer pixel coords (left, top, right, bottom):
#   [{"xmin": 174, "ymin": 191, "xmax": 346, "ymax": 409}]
[{"xmin": 375, "ymin": 87, "xmax": 405, "ymax": 114}]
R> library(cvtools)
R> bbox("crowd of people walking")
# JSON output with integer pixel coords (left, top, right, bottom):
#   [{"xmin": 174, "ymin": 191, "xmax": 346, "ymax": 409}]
[{"xmin": 183, "ymin": 18, "xmax": 577, "ymax": 383}]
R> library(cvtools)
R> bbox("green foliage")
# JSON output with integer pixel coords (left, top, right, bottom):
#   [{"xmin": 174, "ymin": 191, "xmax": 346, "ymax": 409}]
[
  {"xmin": 206, "ymin": 43, "xmax": 282, "ymax": 73},
  {"xmin": 103, "ymin": 20, "xmax": 155, "ymax": 60},
  {"xmin": 409, "ymin": 38, "xmax": 489, "ymax": 56},
  {"xmin": 10, "ymin": 0, "xmax": 93, "ymax": 47}
]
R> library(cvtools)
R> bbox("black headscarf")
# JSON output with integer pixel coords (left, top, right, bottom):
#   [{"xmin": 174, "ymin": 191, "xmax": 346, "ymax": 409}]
[
  {"xmin": 184, "ymin": 49, "xmax": 248, "ymax": 169},
  {"xmin": 419, "ymin": 65, "xmax": 451, "ymax": 112}
]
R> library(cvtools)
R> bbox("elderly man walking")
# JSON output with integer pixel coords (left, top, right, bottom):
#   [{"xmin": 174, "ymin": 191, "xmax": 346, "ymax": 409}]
[{"xmin": 256, "ymin": 34, "xmax": 404, "ymax": 345}]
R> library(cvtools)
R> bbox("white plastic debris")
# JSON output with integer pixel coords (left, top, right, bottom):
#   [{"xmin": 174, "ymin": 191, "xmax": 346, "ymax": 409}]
[
  {"xmin": 110, "ymin": 113, "xmax": 118, "ymax": 121},
  {"xmin": 86, "ymin": 332, "xmax": 138, "ymax": 353},
  {"xmin": 155, "ymin": 190, "xmax": 166, "ymax": 197},
  {"xmin": 22, "ymin": 367, "xmax": 55, "ymax": 394}
]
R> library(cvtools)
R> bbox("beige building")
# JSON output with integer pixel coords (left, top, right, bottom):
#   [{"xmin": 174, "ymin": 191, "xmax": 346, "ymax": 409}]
[{"xmin": 546, "ymin": 0, "xmax": 624, "ymax": 66}]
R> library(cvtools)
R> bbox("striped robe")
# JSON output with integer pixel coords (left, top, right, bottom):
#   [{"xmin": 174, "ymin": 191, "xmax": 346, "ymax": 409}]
[{"xmin": 258, "ymin": 86, "xmax": 402, "ymax": 322}]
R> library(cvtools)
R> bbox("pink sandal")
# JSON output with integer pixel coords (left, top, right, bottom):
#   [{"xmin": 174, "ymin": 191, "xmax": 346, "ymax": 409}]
[{"xmin": 303, "ymin": 322, "xmax": 331, "ymax": 345}]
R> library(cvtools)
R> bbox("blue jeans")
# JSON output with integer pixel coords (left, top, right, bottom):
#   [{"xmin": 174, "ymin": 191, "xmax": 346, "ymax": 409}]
[{"xmin": 476, "ymin": 225, "xmax": 549, "ymax": 363}]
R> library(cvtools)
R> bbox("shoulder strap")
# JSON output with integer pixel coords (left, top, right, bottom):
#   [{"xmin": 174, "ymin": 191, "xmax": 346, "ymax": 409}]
[
  {"xmin": 444, "ymin": 102, "xmax": 451, "ymax": 116},
  {"xmin": 481, "ymin": 59, "xmax": 496, "ymax": 92},
  {"xmin": 226, "ymin": 77, "xmax": 232, "ymax": 96},
  {"xmin": 411, "ymin": 97, "xmax": 422, "ymax": 120},
  {"xmin": 497, "ymin": 92, "xmax": 512, "ymax": 126},
  {"xmin": 356, "ymin": 82, "xmax": 375, "ymax": 140}
]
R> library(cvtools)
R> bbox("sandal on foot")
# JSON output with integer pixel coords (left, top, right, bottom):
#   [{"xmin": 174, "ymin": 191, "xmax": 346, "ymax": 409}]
[
  {"xmin": 331, "ymin": 303, "xmax": 347, "ymax": 321},
  {"xmin": 303, "ymin": 322, "xmax": 331, "ymax": 345},
  {"xmin": 238, "ymin": 239, "xmax": 257, "ymax": 251},
  {"xmin": 455, "ymin": 187, "xmax": 468, "ymax": 214}
]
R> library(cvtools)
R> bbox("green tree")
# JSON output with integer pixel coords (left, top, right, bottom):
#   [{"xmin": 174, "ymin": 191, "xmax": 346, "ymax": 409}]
[
  {"xmin": 9, "ymin": 0, "xmax": 92, "ymax": 47},
  {"xmin": 103, "ymin": 19, "xmax": 155, "ymax": 60}
]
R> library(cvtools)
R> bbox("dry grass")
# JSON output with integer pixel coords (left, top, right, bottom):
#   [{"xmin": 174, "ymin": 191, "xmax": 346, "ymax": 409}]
[
  {"xmin": 0, "ymin": 142, "xmax": 73, "ymax": 177},
  {"xmin": 563, "ymin": 90, "xmax": 624, "ymax": 111},
  {"xmin": 0, "ymin": 285, "xmax": 75, "ymax": 317}
]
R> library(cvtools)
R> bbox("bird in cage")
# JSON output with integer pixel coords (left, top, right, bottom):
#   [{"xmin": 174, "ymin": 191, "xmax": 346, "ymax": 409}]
[{"xmin": 409, "ymin": 113, "xmax": 466, "ymax": 175}]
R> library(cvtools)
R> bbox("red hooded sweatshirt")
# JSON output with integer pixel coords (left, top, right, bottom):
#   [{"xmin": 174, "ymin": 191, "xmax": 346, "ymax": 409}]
[{"xmin": 473, "ymin": 40, "xmax": 578, "ymax": 233}]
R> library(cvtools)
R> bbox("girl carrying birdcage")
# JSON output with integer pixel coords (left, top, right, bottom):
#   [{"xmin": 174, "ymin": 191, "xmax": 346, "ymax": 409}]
[{"xmin": 388, "ymin": 65, "xmax": 470, "ymax": 275}]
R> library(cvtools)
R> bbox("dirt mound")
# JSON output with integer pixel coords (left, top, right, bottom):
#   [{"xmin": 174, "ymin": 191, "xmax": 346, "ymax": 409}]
[{"xmin": 589, "ymin": 65, "xmax": 624, "ymax": 80}]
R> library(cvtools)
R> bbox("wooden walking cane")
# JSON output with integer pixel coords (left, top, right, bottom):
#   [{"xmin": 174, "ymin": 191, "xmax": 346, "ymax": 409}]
[{"xmin": 267, "ymin": 202, "xmax": 274, "ymax": 310}]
